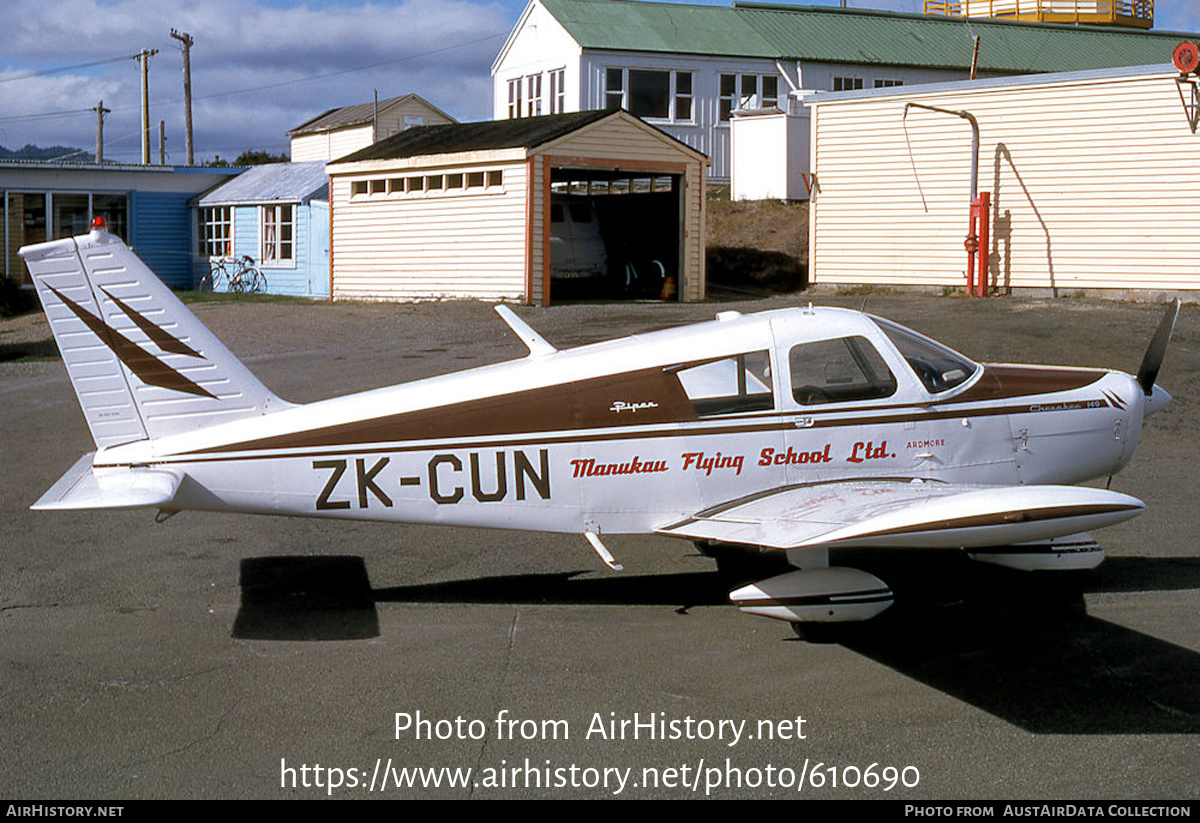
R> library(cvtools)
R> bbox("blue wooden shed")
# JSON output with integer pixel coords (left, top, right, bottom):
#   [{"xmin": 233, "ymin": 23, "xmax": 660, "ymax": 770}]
[{"xmin": 192, "ymin": 161, "xmax": 330, "ymax": 298}]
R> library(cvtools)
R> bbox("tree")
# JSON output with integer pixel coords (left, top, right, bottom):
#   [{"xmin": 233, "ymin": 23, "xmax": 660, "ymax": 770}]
[{"xmin": 232, "ymin": 149, "xmax": 290, "ymax": 166}]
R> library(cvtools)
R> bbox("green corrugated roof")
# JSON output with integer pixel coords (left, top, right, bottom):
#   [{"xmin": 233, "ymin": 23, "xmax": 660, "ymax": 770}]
[
  {"xmin": 540, "ymin": 0, "xmax": 774, "ymax": 57},
  {"xmin": 540, "ymin": 0, "xmax": 1195, "ymax": 72}
]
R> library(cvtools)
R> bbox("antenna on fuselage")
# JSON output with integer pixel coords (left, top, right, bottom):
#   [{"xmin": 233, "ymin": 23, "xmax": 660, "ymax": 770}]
[{"xmin": 494, "ymin": 305, "xmax": 557, "ymax": 357}]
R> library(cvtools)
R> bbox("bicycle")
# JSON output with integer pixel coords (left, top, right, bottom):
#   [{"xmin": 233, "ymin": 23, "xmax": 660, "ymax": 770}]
[{"xmin": 204, "ymin": 255, "xmax": 267, "ymax": 294}]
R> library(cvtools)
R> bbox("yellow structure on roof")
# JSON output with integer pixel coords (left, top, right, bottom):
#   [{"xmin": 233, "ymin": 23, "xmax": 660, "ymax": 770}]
[{"xmin": 924, "ymin": 0, "xmax": 1153, "ymax": 29}]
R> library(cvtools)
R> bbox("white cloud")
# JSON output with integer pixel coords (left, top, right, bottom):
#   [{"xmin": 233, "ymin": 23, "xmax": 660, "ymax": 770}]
[{"xmin": 0, "ymin": 0, "xmax": 512, "ymax": 162}]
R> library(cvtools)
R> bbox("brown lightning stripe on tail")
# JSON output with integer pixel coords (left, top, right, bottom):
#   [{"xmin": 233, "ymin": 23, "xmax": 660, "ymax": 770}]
[
  {"xmin": 45, "ymin": 283, "xmax": 217, "ymax": 399},
  {"xmin": 98, "ymin": 286, "xmax": 204, "ymax": 359}
]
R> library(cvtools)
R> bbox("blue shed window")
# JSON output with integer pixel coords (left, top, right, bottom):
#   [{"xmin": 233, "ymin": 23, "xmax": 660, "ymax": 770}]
[
  {"xmin": 198, "ymin": 206, "xmax": 233, "ymax": 256},
  {"xmin": 261, "ymin": 204, "xmax": 295, "ymax": 266}
]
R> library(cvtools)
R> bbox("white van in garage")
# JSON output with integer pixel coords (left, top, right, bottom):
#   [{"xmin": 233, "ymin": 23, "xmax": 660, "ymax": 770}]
[{"xmin": 549, "ymin": 196, "xmax": 606, "ymax": 279}]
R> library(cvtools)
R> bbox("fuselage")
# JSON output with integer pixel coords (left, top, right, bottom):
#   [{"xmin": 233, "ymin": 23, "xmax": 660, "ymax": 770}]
[{"xmin": 91, "ymin": 306, "xmax": 1146, "ymax": 537}]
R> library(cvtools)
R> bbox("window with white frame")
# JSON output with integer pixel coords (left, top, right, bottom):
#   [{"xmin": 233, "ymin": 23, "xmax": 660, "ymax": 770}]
[
  {"xmin": 718, "ymin": 73, "xmax": 778, "ymax": 121},
  {"xmin": 874, "ymin": 78, "xmax": 903, "ymax": 88},
  {"xmin": 549, "ymin": 67, "xmax": 566, "ymax": 114},
  {"xmin": 604, "ymin": 67, "xmax": 693, "ymax": 121},
  {"xmin": 260, "ymin": 204, "xmax": 295, "ymax": 266},
  {"xmin": 507, "ymin": 78, "xmax": 522, "ymax": 119},
  {"xmin": 526, "ymin": 73, "xmax": 542, "ymax": 117},
  {"xmin": 605, "ymin": 68, "xmax": 624, "ymax": 110},
  {"xmin": 198, "ymin": 206, "xmax": 233, "ymax": 256},
  {"xmin": 833, "ymin": 76, "xmax": 864, "ymax": 91}
]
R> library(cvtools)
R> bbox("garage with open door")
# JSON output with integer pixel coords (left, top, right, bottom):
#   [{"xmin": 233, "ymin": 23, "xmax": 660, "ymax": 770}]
[{"xmin": 326, "ymin": 109, "xmax": 708, "ymax": 305}]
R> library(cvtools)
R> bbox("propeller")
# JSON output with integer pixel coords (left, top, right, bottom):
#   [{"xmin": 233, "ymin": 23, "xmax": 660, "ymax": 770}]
[{"xmin": 1136, "ymin": 298, "xmax": 1181, "ymax": 397}]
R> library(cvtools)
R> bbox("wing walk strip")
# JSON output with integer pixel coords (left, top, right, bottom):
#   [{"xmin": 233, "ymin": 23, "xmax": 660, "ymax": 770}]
[
  {"xmin": 835, "ymin": 502, "xmax": 1140, "ymax": 541},
  {"xmin": 659, "ymin": 477, "xmax": 940, "ymax": 531},
  {"xmin": 97, "ymin": 397, "xmax": 1116, "ymax": 468}
]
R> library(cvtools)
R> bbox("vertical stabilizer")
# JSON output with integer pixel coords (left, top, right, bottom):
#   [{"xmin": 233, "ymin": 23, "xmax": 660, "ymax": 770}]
[{"xmin": 21, "ymin": 226, "xmax": 291, "ymax": 448}]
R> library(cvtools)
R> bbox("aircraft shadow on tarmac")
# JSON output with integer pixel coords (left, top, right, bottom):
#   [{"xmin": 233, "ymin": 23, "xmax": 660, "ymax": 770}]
[{"xmin": 233, "ymin": 550, "xmax": 1200, "ymax": 735}]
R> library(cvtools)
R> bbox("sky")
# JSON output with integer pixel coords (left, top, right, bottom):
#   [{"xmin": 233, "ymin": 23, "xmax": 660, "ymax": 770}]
[{"xmin": 1, "ymin": 0, "xmax": 1198, "ymax": 164}]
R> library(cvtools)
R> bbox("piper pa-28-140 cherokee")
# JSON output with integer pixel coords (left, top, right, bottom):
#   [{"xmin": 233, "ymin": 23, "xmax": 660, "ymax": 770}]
[{"xmin": 21, "ymin": 223, "xmax": 1179, "ymax": 632}]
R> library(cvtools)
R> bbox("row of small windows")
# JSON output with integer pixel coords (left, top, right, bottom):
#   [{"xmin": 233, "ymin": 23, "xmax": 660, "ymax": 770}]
[
  {"xmin": 351, "ymin": 170, "xmax": 505, "ymax": 197},
  {"xmin": 549, "ymin": 176, "xmax": 674, "ymax": 197},
  {"xmin": 833, "ymin": 77, "xmax": 904, "ymax": 91},
  {"xmin": 502, "ymin": 68, "xmax": 905, "ymax": 123}
]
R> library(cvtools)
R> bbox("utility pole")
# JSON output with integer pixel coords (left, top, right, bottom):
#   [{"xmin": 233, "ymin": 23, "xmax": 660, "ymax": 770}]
[
  {"xmin": 170, "ymin": 29, "xmax": 194, "ymax": 165},
  {"xmin": 135, "ymin": 48, "xmax": 159, "ymax": 164},
  {"xmin": 92, "ymin": 100, "xmax": 110, "ymax": 164},
  {"xmin": 159, "ymin": 120, "xmax": 166, "ymax": 165}
]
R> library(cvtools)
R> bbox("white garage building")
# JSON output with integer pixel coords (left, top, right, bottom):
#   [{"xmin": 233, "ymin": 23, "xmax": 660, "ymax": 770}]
[
  {"xmin": 807, "ymin": 63, "xmax": 1200, "ymax": 296},
  {"xmin": 326, "ymin": 109, "xmax": 708, "ymax": 305}
]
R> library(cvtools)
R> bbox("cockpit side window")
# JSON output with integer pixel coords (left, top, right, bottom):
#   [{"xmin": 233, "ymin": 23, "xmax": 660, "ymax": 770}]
[
  {"xmin": 788, "ymin": 336, "xmax": 896, "ymax": 406},
  {"xmin": 872, "ymin": 317, "xmax": 977, "ymax": 394},
  {"xmin": 675, "ymin": 350, "xmax": 774, "ymax": 416}
]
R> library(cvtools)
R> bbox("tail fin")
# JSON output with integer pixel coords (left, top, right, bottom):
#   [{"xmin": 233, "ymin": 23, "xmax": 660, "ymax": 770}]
[{"xmin": 20, "ymin": 225, "xmax": 291, "ymax": 449}]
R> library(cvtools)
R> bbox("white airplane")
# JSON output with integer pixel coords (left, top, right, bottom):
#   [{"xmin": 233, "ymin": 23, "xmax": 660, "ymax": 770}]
[{"xmin": 21, "ymin": 223, "xmax": 1179, "ymax": 633}]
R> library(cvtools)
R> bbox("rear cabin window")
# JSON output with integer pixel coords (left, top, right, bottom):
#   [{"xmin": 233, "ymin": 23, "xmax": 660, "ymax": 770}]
[
  {"xmin": 872, "ymin": 317, "xmax": 976, "ymax": 394},
  {"xmin": 789, "ymin": 336, "xmax": 896, "ymax": 405},
  {"xmin": 675, "ymin": 351, "xmax": 773, "ymax": 416}
]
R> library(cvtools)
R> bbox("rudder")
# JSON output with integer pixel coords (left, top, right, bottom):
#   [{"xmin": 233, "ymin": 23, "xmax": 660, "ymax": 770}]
[{"xmin": 21, "ymin": 224, "xmax": 291, "ymax": 449}]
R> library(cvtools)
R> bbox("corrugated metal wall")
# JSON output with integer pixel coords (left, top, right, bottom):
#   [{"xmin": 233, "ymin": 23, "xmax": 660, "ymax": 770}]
[
  {"xmin": 809, "ymin": 69, "xmax": 1200, "ymax": 293},
  {"xmin": 129, "ymin": 191, "xmax": 193, "ymax": 289}
]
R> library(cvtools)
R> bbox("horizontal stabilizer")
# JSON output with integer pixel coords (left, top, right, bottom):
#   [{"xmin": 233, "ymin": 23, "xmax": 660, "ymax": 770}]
[
  {"xmin": 32, "ymin": 453, "xmax": 181, "ymax": 511},
  {"xmin": 657, "ymin": 480, "xmax": 1144, "ymax": 550}
]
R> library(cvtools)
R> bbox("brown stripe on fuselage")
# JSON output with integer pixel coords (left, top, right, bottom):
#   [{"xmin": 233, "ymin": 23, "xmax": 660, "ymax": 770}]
[
  {"xmin": 173, "ymin": 362, "xmax": 1111, "ymax": 460},
  {"xmin": 953, "ymin": 365, "xmax": 1105, "ymax": 403},
  {"xmin": 191, "ymin": 366, "xmax": 698, "ymax": 455}
]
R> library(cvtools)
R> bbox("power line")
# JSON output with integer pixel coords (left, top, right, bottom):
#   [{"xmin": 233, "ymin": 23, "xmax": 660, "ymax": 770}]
[
  {"xmin": 0, "ymin": 30, "xmax": 506, "ymax": 125},
  {"xmin": 0, "ymin": 52, "xmax": 137, "ymax": 85},
  {"xmin": 0, "ymin": 107, "xmax": 94, "ymax": 123}
]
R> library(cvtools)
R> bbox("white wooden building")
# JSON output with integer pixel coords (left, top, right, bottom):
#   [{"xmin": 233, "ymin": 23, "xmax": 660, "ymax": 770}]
[
  {"xmin": 492, "ymin": 0, "xmax": 1192, "ymax": 182},
  {"xmin": 806, "ymin": 64, "xmax": 1200, "ymax": 295},
  {"xmin": 325, "ymin": 109, "xmax": 708, "ymax": 305},
  {"xmin": 288, "ymin": 94, "xmax": 456, "ymax": 162}
]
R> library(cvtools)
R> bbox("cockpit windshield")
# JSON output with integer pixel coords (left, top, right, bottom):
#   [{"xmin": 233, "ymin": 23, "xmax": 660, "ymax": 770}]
[{"xmin": 871, "ymin": 316, "xmax": 978, "ymax": 394}]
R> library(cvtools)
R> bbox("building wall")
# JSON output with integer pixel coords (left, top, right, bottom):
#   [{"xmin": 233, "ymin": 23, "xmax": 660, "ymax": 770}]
[
  {"xmin": 491, "ymin": 1, "xmax": 584, "ymax": 119},
  {"xmin": 3, "ymin": 166, "xmax": 234, "ymax": 284},
  {"xmin": 808, "ymin": 67, "xmax": 1200, "ymax": 293},
  {"xmin": 731, "ymin": 110, "xmax": 811, "ymax": 201},
  {"xmin": 193, "ymin": 201, "xmax": 330, "ymax": 298},
  {"xmin": 492, "ymin": 2, "xmax": 998, "ymax": 183},
  {"xmin": 331, "ymin": 160, "xmax": 529, "ymax": 301},
  {"xmin": 291, "ymin": 125, "xmax": 375, "ymax": 163},
  {"xmin": 292, "ymin": 101, "xmax": 456, "ymax": 163},
  {"xmin": 130, "ymin": 191, "xmax": 198, "ymax": 289},
  {"xmin": 794, "ymin": 62, "xmax": 992, "ymax": 96}
]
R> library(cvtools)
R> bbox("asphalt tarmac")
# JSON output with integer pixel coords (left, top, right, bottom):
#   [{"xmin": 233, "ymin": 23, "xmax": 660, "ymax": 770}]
[{"xmin": 2, "ymin": 292, "xmax": 1198, "ymax": 799}]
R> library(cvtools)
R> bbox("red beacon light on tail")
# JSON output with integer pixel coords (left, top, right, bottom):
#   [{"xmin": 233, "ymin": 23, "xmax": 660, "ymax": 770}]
[{"xmin": 89, "ymin": 216, "xmax": 108, "ymax": 232}]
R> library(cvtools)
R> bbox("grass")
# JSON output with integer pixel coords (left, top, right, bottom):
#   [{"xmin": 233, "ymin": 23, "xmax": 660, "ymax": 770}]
[
  {"xmin": 835, "ymin": 285, "xmax": 896, "ymax": 297},
  {"xmin": 177, "ymin": 290, "xmax": 321, "ymax": 306}
]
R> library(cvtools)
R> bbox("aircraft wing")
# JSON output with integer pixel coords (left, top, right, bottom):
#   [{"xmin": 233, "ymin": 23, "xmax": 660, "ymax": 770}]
[
  {"xmin": 32, "ymin": 453, "xmax": 182, "ymax": 511},
  {"xmin": 655, "ymin": 480, "xmax": 1144, "ymax": 550}
]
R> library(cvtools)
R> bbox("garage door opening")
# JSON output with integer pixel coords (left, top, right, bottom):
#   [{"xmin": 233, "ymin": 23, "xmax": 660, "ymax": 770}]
[{"xmin": 548, "ymin": 169, "xmax": 681, "ymax": 302}]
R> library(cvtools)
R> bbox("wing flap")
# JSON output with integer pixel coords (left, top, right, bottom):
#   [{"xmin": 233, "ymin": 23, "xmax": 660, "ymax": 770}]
[
  {"xmin": 33, "ymin": 453, "xmax": 182, "ymax": 511},
  {"xmin": 656, "ymin": 480, "xmax": 1144, "ymax": 550}
]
